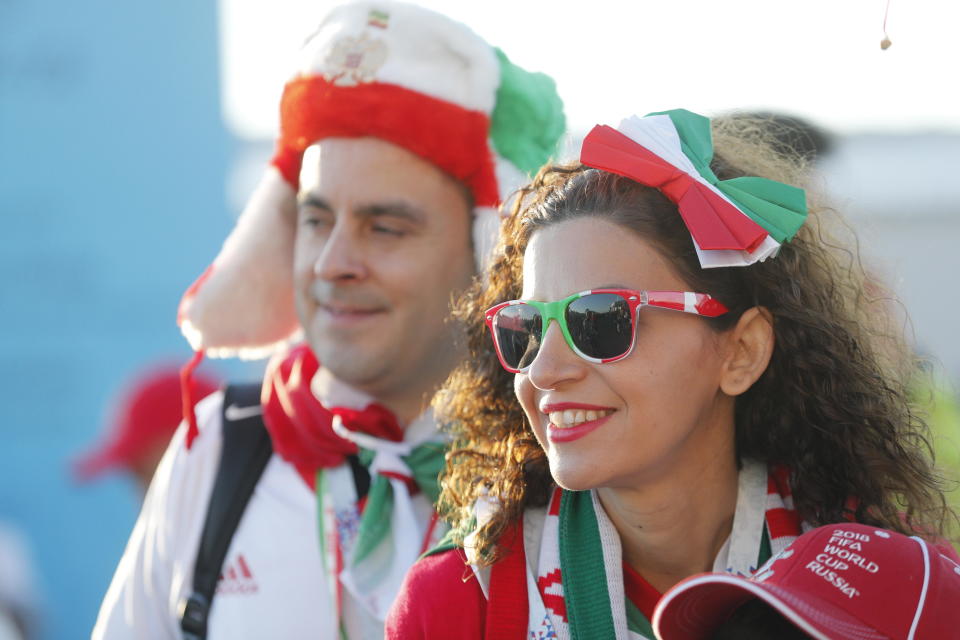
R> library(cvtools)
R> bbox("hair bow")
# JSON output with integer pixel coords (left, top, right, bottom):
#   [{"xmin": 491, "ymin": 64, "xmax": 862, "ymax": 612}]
[{"xmin": 580, "ymin": 108, "xmax": 808, "ymax": 268}]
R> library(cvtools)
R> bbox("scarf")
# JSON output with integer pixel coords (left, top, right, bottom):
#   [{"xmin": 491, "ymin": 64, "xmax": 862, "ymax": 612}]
[
  {"xmin": 480, "ymin": 460, "xmax": 803, "ymax": 640},
  {"xmin": 261, "ymin": 344, "xmax": 404, "ymax": 485},
  {"xmin": 261, "ymin": 344, "xmax": 448, "ymax": 632}
]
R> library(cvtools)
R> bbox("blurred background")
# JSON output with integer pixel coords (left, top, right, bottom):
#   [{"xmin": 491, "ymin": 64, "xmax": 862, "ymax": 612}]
[{"xmin": 1, "ymin": 0, "xmax": 958, "ymax": 636}]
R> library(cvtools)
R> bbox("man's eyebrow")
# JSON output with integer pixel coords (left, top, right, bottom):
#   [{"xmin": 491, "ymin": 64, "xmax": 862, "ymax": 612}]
[
  {"xmin": 295, "ymin": 195, "xmax": 427, "ymax": 225},
  {"xmin": 353, "ymin": 201, "xmax": 427, "ymax": 225},
  {"xmin": 297, "ymin": 192, "xmax": 334, "ymax": 212}
]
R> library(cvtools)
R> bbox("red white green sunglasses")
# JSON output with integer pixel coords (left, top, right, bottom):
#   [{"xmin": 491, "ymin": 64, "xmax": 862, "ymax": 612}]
[{"xmin": 484, "ymin": 289, "xmax": 728, "ymax": 373}]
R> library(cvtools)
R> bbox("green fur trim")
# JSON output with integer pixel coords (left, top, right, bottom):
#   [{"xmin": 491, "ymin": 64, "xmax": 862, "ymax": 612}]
[{"xmin": 490, "ymin": 48, "xmax": 566, "ymax": 175}]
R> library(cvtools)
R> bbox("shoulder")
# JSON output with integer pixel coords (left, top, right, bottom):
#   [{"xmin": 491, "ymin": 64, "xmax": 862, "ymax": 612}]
[
  {"xmin": 148, "ymin": 390, "xmax": 226, "ymax": 506},
  {"xmin": 93, "ymin": 391, "xmax": 229, "ymax": 638},
  {"xmin": 172, "ymin": 389, "xmax": 227, "ymax": 457},
  {"xmin": 403, "ymin": 547, "xmax": 478, "ymax": 591},
  {"xmin": 123, "ymin": 388, "xmax": 228, "ymax": 580},
  {"xmin": 933, "ymin": 538, "xmax": 960, "ymax": 563},
  {"xmin": 132, "ymin": 387, "xmax": 230, "ymax": 549},
  {"xmin": 385, "ymin": 548, "xmax": 486, "ymax": 640}
]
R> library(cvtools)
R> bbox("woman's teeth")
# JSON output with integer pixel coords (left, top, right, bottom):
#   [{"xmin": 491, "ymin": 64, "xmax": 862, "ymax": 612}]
[{"xmin": 548, "ymin": 409, "xmax": 613, "ymax": 428}]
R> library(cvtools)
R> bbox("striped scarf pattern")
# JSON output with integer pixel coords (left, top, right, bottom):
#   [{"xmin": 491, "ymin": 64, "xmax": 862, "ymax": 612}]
[
  {"xmin": 317, "ymin": 426, "xmax": 448, "ymax": 638},
  {"xmin": 528, "ymin": 460, "xmax": 804, "ymax": 640}
]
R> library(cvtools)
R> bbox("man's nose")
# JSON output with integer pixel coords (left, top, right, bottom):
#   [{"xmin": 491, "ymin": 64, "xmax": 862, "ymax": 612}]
[{"xmin": 313, "ymin": 221, "xmax": 368, "ymax": 282}]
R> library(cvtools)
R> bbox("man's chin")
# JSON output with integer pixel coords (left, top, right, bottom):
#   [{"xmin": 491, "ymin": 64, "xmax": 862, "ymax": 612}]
[{"xmin": 310, "ymin": 344, "xmax": 387, "ymax": 387}]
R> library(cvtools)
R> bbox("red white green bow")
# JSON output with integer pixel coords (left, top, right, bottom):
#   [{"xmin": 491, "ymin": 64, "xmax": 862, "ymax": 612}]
[{"xmin": 580, "ymin": 109, "xmax": 808, "ymax": 268}]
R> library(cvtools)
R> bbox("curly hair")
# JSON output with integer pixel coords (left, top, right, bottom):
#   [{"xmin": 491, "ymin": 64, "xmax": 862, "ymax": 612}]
[{"xmin": 437, "ymin": 116, "xmax": 952, "ymax": 565}]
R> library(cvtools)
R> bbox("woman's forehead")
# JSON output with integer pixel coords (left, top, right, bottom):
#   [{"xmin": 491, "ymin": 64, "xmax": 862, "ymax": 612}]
[{"xmin": 520, "ymin": 218, "xmax": 684, "ymax": 299}]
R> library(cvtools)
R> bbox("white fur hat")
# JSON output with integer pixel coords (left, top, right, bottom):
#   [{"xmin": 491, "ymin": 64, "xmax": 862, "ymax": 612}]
[{"xmin": 178, "ymin": 1, "xmax": 565, "ymax": 359}]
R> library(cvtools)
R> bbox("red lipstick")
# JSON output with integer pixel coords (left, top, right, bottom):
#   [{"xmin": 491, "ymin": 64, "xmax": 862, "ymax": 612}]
[
  {"xmin": 541, "ymin": 402, "xmax": 614, "ymax": 413},
  {"xmin": 541, "ymin": 402, "xmax": 616, "ymax": 444},
  {"xmin": 547, "ymin": 414, "xmax": 613, "ymax": 443}
]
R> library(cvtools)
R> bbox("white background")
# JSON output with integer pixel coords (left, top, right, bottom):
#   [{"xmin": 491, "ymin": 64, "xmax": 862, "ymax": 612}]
[{"xmin": 218, "ymin": 0, "xmax": 960, "ymax": 138}]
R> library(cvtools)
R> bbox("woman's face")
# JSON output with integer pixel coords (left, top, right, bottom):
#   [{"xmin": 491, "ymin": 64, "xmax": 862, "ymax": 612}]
[{"xmin": 514, "ymin": 216, "xmax": 737, "ymax": 491}]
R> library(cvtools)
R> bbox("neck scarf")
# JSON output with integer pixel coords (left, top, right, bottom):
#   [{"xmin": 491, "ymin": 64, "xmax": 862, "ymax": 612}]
[
  {"xmin": 261, "ymin": 344, "xmax": 448, "ymax": 631},
  {"xmin": 261, "ymin": 344, "xmax": 404, "ymax": 485},
  {"xmin": 481, "ymin": 460, "xmax": 803, "ymax": 640}
]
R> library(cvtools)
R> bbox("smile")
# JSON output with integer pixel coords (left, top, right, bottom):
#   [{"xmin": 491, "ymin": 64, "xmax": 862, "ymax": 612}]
[
  {"xmin": 316, "ymin": 303, "xmax": 387, "ymax": 327},
  {"xmin": 541, "ymin": 403, "xmax": 615, "ymax": 443},
  {"xmin": 319, "ymin": 304, "xmax": 384, "ymax": 315},
  {"xmin": 547, "ymin": 408, "xmax": 614, "ymax": 428}
]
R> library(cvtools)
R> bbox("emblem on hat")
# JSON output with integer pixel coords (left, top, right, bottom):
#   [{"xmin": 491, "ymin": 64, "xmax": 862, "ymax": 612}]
[{"xmin": 322, "ymin": 10, "xmax": 390, "ymax": 87}]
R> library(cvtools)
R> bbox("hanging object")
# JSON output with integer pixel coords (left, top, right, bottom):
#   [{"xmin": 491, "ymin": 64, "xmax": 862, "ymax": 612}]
[{"xmin": 881, "ymin": 0, "xmax": 893, "ymax": 49}]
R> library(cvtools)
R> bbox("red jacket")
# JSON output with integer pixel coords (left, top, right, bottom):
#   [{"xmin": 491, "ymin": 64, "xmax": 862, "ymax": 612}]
[{"xmin": 385, "ymin": 548, "xmax": 487, "ymax": 639}]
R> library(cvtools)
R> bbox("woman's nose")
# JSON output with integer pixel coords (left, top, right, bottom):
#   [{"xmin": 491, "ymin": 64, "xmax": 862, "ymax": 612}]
[{"xmin": 525, "ymin": 320, "xmax": 588, "ymax": 390}]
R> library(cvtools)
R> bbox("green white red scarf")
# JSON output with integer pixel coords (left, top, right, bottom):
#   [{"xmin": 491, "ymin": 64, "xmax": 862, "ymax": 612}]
[
  {"xmin": 310, "ymin": 368, "xmax": 449, "ymax": 638},
  {"xmin": 316, "ymin": 430, "xmax": 447, "ymax": 637},
  {"xmin": 476, "ymin": 460, "xmax": 803, "ymax": 639}
]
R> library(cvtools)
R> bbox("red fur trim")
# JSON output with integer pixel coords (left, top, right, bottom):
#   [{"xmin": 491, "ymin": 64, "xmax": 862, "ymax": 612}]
[
  {"xmin": 271, "ymin": 144, "xmax": 303, "ymax": 189},
  {"xmin": 272, "ymin": 76, "xmax": 499, "ymax": 207}
]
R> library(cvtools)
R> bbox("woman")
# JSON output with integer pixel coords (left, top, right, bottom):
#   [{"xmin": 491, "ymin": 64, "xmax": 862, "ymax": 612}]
[{"xmin": 386, "ymin": 110, "xmax": 953, "ymax": 639}]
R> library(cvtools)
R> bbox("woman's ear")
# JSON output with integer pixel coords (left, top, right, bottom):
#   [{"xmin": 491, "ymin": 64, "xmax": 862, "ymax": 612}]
[{"xmin": 720, "ymin": 306, "xmax": 774, "ymax": 396}]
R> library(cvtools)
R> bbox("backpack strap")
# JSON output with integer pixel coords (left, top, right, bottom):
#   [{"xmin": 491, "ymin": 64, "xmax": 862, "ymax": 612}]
[{"xmin": 179, "ymin": 383, "xmax": 272, "ymax": 640}]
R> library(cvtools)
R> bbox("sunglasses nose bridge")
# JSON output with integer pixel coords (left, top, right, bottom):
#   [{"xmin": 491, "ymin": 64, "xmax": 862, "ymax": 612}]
[
  {"xmin": 540, "ymin": 314, "xmax": 561, "ymax": 337},
  {"xmin": 536, "ymin": 316, "xmax": 577, "ymax": 361},
  {"xmin": 522, "ymin": 314, "xmax": 593, "ymax": 390}
]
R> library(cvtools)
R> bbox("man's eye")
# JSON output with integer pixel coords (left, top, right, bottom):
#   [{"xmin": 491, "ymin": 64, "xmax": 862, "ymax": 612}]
[
  {"xmin": 301, "ymin": 210, "xmax": 332, "ymax": 229},
  {"xmin": 371, "ymin": 223, "xmax": 404, "ymax": 237}
]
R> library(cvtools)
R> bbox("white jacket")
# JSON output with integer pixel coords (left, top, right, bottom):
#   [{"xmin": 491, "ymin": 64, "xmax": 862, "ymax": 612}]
[{"xmin": 92, "ymin": 391, "xmax": 337, "ymax": 639}]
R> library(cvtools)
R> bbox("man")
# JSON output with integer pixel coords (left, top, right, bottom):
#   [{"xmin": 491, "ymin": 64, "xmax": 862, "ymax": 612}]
[{"xmin": 93, "ymin": 2, "xmax": 564, "ymax": 638}]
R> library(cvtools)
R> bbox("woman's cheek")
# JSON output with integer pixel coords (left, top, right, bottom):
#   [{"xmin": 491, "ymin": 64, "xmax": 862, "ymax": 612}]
[{"xmin": 514, "ymin": 373, "xmax": 546, "ymax": 442}]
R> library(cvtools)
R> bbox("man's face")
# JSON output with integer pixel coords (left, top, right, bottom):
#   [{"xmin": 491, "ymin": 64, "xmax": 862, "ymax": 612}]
[{"xmin": 294, "ymin": 137, "xmax": 475, "ymax": 415}]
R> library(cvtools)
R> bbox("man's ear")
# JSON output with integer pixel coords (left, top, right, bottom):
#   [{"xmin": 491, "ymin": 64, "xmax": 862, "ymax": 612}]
[{"xmin": 720, "ymin": 307, "xmax": 774, "ymax": 397}]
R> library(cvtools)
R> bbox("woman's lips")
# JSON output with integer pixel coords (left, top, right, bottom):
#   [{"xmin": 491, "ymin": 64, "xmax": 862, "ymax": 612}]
[
  {"xmin": 540, "ymin": 403, "xmax": 616, "ymax": 443},
  {"xmin": 541, "ymin": 402, "xmax": 614, "ymax": 413},
  {"xmin": 547, "ymin": 412, "xmax": 613, "ymax": 443}
]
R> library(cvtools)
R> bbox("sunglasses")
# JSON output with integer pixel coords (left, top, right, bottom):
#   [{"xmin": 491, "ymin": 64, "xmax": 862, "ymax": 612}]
[{"xmin": 484, "ymin": 289, "xmax": 728, "ymax": 373}]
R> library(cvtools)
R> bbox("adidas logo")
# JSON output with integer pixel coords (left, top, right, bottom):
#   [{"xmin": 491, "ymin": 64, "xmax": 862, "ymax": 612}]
[{"xmin": 216, "ymin": 553, "xmax": 259, "ymax": 595}]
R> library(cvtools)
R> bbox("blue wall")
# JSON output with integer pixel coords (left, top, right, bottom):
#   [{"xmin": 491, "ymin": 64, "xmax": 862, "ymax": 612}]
[{"xmin": 1, "ymin": 1, "xmax": 235, "ymax": 636}]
